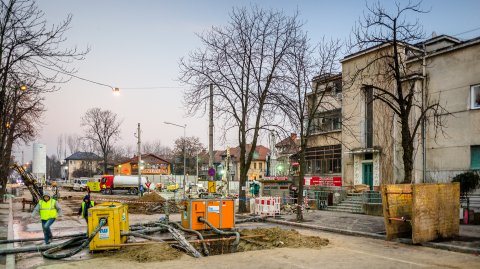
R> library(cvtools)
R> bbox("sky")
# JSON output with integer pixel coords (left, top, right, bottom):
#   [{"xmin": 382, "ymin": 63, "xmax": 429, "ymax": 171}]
[{"xmin": 14, "ymin": 0, "xmax": 480, "ymax": 162}]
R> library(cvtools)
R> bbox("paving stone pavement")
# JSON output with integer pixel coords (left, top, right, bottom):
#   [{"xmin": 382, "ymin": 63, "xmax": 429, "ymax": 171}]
[{"xmin": 277, "ymin": 209, "xmax": 480, "ymax": 251}]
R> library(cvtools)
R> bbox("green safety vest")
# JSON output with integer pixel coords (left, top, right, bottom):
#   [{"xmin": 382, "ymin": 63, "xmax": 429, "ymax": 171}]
[
  {"xmin": 39, "ymin": 199, "xmax": 57, "ymax": 220},
  {"xmin": 81, "ymin": 201, "xmax": 95, "ymax": 217}
]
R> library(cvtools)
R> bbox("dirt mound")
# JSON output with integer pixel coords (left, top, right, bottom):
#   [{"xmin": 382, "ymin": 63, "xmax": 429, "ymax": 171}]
[
  {"xmin": 139, "ymin": 192, "xmax": 165, "ymax": 202},
  {"xmin": 113, "ymin": 243, "xmax": 184, "ymax": 263},
  {"xmin": 237, "ymin": 227, "xmax": 329, "ymax": 252}
]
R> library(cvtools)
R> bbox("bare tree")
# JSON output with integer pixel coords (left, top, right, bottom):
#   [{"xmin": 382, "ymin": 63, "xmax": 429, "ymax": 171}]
[
  {"xmin": 67, "ymin": 134, "xmax": 83, "ymax": 155},
  {"xmin": 143, "ymin": 139, "xmax": 172, "ymax": 160},
  {"xmin": 81, "ymin": 108, "xmax": 122, "ymax": 174},
  {"xmin": 180, "ymin": 6, "xmax": 305, "ymax": 212},
  {"xmin": 276, "ymin": 37, "xmax": 342, "ymax": 220},
  {"xmin": 172, "ymin": 136, "xmax": 205, "ymax": 175},
  {"xmin": 0, "ymin": 0, "xmax": 87, "ymax": 195},
  {"xmin": 346, "ymin": 1, "xmax": 446, "ymax": 183}
]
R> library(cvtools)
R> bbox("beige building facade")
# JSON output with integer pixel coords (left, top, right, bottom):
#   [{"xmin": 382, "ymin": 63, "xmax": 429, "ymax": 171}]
[{"xmin": 340, "ymin": 35, "xmax": 480, "ymax": 189}]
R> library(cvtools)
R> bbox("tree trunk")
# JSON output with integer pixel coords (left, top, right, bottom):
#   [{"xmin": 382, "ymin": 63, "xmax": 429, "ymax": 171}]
[
  {"xmin": 401, "ymin": 119, "xmax": 414, "ymax": 183},
  {"xmin": 238, "ymin": 140, "xmax": 247, "ymax": 213},
  {"xmin": 296, "ymin": 148, "xmax": 306, "ymax": 221}
]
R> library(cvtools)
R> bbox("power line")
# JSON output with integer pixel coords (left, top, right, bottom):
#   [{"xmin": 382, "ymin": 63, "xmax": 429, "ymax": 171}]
[
  {"xmin": 451, "ymin": 26, "xmax": 480, "ymax": 37},
  {"xmin": 30, "ymin": 60, "xmax": 182, "ymax": 90}
]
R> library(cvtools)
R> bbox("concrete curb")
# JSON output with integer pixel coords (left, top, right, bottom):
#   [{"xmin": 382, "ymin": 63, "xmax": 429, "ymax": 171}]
[
  {"xmin": 6, "ymin": 197, "xmax": 15, "ymax": 269},
  {"xmin": 265, "ymin": 218, "xmax": 480, "ymax": 255}
]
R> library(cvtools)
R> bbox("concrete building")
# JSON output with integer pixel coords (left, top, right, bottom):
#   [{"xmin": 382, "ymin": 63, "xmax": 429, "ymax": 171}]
[
  {"xmin": 303, "ymin": 74, "xmax": 343, "ymax": 187},
  {"xmin": 409, "ymin": 35, "xmax": 480, "ymax": 181},
  {"xmin": 340, "ymin": 34, "xmax": 480, "ymax": 189},
  {"xmin": 274, "ymin": 133, "xmax": 299, "ymax": 178}
]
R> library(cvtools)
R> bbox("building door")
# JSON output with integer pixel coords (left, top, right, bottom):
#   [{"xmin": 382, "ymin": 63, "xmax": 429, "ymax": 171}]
[{"xmin": 362, "ymin": 163, "xmax": 373, "ymax": 190}]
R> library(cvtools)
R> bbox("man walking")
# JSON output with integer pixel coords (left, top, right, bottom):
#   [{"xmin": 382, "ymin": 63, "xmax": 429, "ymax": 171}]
[
  {"xmin": 31, "ymin": 192, "xmax": 62, "ymax": 244},
  {"xmin": 78, "ymin": 195, "xmax": 94, "ymax": 225}
]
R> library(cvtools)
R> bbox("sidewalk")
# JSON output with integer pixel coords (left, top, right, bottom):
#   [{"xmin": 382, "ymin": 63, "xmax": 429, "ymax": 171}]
[
  {"xmin": 0, "ymin": 197, "xmax": 15, "ymax": 269},
  {"xmin": 268, "ymin": 210, "xmax": 480, "ymax": 253}
]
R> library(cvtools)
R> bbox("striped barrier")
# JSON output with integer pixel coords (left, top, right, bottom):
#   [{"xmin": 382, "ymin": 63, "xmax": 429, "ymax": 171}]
[{"xmin": 254, "ymin": 196, "xmax": 281, "ymax": 216}]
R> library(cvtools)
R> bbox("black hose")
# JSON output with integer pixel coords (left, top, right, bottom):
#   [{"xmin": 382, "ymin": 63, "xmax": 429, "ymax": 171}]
[
  {"xmin": 42, "ymin": 218, "xmax": 107, "ymax": 259},
  {"xmin": 123, "ymin": 231, "xmax": 164, "ymax": 242},
  {"xmin": 198, "ymin": 217, "xmax": 240, "ymax": 248},
  {"xmin": 169, "ymin": 222, "xmax": 209, "ymax": 256},
  {"xmin": 235, "ymin": 216, "xmax": 266, "ymax": 224},
  {"xmin": 0, "ymin": 236, "xmax": 84, "ymax": 255},
  {"xmin": 0, "ymin": 232, "xmax": 86, "ymax": 245}
]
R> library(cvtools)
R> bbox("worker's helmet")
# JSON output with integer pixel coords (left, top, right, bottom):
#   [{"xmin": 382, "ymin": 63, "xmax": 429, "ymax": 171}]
[
  {"xmin": 43, "ymin": 192, "xmax": 51, "ymax": 199},
  {"xmin": 51, "ymin": 182, "xmax": 57, "ymax": 187}
]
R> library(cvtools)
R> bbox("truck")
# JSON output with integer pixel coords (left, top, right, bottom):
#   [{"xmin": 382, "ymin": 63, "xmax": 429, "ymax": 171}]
[{"xmin": 100, "ymin": 175, "xmax": 149, "ymax": 195}]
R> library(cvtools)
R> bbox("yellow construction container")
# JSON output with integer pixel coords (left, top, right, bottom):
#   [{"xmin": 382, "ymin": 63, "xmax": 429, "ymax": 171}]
[
  {"xmin": 181, "ymin": 199, "xmax": 235, "ymax": 231},
  {"xmin": 88, "ymin": 202, "xmax": 129, "ymax": 251}
]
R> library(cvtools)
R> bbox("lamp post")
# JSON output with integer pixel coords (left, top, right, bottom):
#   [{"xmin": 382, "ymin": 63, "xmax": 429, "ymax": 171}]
[{"xmin": 164, "ymin": 121, "xmax": 187, "ymax": 198}]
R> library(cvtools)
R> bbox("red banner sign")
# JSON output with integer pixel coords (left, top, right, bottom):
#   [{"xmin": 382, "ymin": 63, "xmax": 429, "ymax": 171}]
[{"xmin": 304, "ymin": 176, "xmax": 342, "ymax": 186}]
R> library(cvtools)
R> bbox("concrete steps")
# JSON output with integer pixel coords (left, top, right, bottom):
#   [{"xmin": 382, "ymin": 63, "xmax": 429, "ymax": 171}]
[{"xmin": 326, "ymin": 193, "xmax": 365, "ymax": 214}]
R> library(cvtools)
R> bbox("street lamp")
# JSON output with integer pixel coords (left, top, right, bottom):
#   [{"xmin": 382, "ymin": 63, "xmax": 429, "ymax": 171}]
[{"xmin": 164, "ymin": 121, "xmax": 187, "ymax": 198}]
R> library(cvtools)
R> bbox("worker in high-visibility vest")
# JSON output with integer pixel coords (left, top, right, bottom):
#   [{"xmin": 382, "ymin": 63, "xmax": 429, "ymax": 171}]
[
  {"xmin": 78, "ymin": 195, "xmax": 95, "ymax": 225},
  {"xmin": 31, "ymin": 192, "xmax": 63, "ymax": 244}
]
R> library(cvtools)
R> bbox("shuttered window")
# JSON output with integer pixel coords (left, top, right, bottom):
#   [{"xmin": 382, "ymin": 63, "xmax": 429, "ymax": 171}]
[
  {"xmin": 472, "ymin": 84, "xmax": 480, "ymax": 109},
  {"xmin": 471, "ymin": 146, "xmax": 480, "ymax": 170}
]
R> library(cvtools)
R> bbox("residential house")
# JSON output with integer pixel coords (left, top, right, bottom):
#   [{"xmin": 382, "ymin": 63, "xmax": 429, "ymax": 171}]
[
  {"xmin": 64, "ymin": 152, "xmax": 101, "ymax": 180},
  {"xmin": 115, "ymin": 153, "xmax": 171, "ymax": 177},
  {"xmin": 274, "ymin": 133, "xmax": 299, "ymax": 177}
]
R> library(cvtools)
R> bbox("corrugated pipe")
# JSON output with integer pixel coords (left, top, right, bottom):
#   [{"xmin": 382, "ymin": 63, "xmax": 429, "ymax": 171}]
[
  {"xmin": 169, "ymin": 222, "xmax": 209, "ymax": 256},
  {"xmin": 197, "ymin": 217, "xmax": 240, "ymax": 248}
]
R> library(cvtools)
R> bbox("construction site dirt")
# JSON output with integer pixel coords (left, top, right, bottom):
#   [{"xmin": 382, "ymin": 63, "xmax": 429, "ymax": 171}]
[{"xmin": 8, "ymin": 188, "xmax": 480, "ymax": 269}]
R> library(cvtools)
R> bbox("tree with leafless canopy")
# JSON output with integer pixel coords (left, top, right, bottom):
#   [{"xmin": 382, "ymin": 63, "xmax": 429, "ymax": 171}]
[
  {"xmin": 81, "ymin": 108, "xmax": 122, "ymax": 174},
  {"xmin": 275, "ymin": 37, "xmax": 343, "ymax": 221},
  {"xmin": 0, "ymin": 0, "xmax": 87, "ymax": 196},
  {"xmin": 180, "ymin": 6, "xmax": 306, "ymax": 212},
  {"xmin": 346, "ymin": 1, "xmax": 447, "ymax": 184}
]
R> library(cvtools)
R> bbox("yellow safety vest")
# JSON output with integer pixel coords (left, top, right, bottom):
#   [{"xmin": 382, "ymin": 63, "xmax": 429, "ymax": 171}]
[
  {"xmin": 81, "ymin": 201, "xmax": 95, "ymax": 217},
  {"xmin": 39, "ymin": 199, "xmax": 57, "ymax": 220}
]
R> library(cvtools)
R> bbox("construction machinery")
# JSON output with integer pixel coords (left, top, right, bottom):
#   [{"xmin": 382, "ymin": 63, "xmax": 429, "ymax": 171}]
[{"xmin": 11, "ymin": 164, "xmax": 43, "ymax": 204}]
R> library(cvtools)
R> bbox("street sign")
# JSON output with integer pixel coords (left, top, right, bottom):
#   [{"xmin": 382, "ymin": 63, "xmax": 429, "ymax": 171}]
[
  {"xmin": 145, "ymin": 182, "xmax": 151, "ymax": 188},
  {"xmin": 208, "ymin": 168, "xmax": 216, "ymax": 177},
  {"xmin": 208, "ymin": 181, "xmax": 216, "ymax": 193}
]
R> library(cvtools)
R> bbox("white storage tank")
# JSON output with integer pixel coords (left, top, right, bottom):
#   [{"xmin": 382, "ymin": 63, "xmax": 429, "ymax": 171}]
[{"xmin": 32, "ymin": 143, "xmax": 47, "ymax": 182}]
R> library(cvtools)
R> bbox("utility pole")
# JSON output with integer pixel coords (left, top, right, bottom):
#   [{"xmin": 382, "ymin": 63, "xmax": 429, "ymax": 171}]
[
  {"xmin": 136, "ymin": 123, "xmax": 142, "ymax": 197},
  {"xmin": 209, "ymin": 84, "xmax": 214, "ymax": 169}
]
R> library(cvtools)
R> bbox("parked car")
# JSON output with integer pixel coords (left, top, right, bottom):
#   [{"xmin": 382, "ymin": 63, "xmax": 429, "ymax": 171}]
[{"xmin": 73, "ymin": 178, "xmax": 88, "ymax": 191}]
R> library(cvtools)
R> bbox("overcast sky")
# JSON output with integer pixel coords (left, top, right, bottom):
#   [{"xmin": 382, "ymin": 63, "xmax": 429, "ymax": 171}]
[{"xmin": 15, "ymin": 0, "xmax": 480, "ymax": 162}]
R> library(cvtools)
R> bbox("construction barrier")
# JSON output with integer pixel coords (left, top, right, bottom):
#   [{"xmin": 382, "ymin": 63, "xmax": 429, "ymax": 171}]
[
  {"xmin": 254, "ymin": 196, "xmax": 281, "ymax": 216},
  {"xmin": 381, "ymin": 183, "xmax": 460, "ymax": 244}
]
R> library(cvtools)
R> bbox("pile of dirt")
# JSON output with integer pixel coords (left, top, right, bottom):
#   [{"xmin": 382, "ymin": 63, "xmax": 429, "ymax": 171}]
[
  {"xmin": 128, "ymin": 192, "xmax": 180, "ymax": 214},
  {"xmin": 112, "ymin": 243, "xmax": 184, "ymax": 263},
  {"xmin": 237, "ymin": 227, "xmax": 329, "ymax": 252}
]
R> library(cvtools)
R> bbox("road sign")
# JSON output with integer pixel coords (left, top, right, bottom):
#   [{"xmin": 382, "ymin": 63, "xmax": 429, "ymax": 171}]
[
  {"xmin": 208, "ymin": 181, "xmax": 216, "ymax": 193},
  {"xmin": 145, "ymin": 182, "xmax": 151, "ymax": 188},
  {"xmin": 208, "ymin": 168, "xmax": 216, "ymax": 177}
]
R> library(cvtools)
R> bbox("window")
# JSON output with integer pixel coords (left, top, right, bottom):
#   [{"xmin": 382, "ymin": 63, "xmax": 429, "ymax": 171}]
[
  {"xmin": 305, "ymin": 145, "xmax": 342, "ymax": 174},
  {"xmin": 310, "ymin": 109, "xmax": 342, "ymax": 134},
  {"xmin": 365, "ymin": 87, "xmax": 374, "ymax": 148},
  {"xmin": 253, "ymin": 162, "xmax": 257, "ymax": 169},
  {"xmin": 471, "ymin": 146, "xmax": 480, "ymax": 170},
  {"xmin": 471, "ymin": 85, "xmax": 480, "ymax": 109},
  {"xmin": 259, "ymin": 163, "xmax": 263, "ymax": 171}
]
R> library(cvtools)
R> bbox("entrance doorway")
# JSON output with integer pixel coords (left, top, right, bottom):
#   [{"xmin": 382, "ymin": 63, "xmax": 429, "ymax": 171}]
[{"xmin": 362, "ymin": 163, "xmax": 373, "ymax": 190}]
